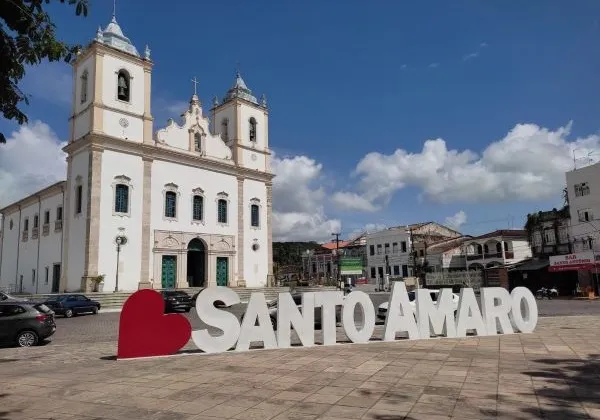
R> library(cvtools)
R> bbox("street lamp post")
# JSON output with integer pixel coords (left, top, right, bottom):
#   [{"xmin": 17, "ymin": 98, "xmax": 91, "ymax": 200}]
[{"xmin": 114, "ymin": 231, "xmax": 128, "ymax": 293}]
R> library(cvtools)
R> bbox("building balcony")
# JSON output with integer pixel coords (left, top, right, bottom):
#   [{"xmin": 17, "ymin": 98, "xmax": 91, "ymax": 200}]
[
  {"xmin": 21, "ymin": 231, "xmax": 28, "ymax": 242},
  {"xmin": 31, "ymin": 227, "xmax": 39, "ymax": 239},
  {"xmin": 54, "ymin": 220, "xmax": 63, "ymax": 232},
  {"xmin": 42, "ymin": 224, "xmax": 50, "ymax": 236}
]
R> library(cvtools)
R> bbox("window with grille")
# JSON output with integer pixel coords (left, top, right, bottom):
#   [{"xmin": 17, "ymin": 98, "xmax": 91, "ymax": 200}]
[
  {"xmin": 192, "ymin": 195, "xmax": 203, "ymax": 221},
  {"xmin": 574, "ymin": 182, "xmax": 590, "ymax": 197},
  {"xmin": 578, "ymin": 208, "xmax": 593, "ymax": 222},
  {"xmin": 115, "ymin": 184, "xmax": 129, "ymax": 213},
  {"xmin": 250, "ymin": 204, "xmax": 259, "ymax": 227},
  {"xmin": 217, "ymin": 199, "xmax": 228, "ymax": 224},
  {"xmin": 165, "ymin": 191, "xmax": 177, "ymax": 218}
]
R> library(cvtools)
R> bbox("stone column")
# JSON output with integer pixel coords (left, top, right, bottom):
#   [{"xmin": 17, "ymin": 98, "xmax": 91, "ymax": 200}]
[
  {"xmin": 59, "ymin": 156, "xmax": 73, "ymax": 292},
  {"xmin": 236, "ymin": 177, "xmax": 245, "ymax": 287},
  {"xmin": 81, "ymin": 147, "xmax": 103, "ymax": 291},
  {"xmin": 138, "ymin": 157, "xmax": 153, "ymax": 289},
  {"xmin": 266, "ymin": 182, "xmax": 273, "ymax": 284}
]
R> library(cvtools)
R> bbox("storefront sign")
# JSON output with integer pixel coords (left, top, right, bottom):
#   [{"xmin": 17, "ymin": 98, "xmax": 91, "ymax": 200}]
[
  {"xmin": 117, "ymin": 283, "xmax": 538, "ymax": 359},
  {"xmin": 549, "ymin": 252, "xmax": 599, "ymax": 272}
]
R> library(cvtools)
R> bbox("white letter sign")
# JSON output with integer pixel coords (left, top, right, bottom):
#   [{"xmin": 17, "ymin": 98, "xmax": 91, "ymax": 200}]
[
  {"xmin": 342, "ymin": 291, "xmax": 375, "ymax": 343},
  {"xmin": 415, "ymin": 288, "xmax": 457, "ymax": 339},
  {"xmin": 383, "ymin": 281, "xmax": 419, "ymax": 341},
  {"xmin": 192, "ymin": 287, "xmax": 241, "ymax": 353}
]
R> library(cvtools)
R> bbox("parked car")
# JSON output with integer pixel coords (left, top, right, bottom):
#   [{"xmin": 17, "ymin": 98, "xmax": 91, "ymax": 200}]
[
  {"xmin": 244, "ymin": 293, "xmax": 343, "ymax": 330},
  {"xmin": 0, "ymin": 301, "xmax": 56, "ymax": 347},
  {"xmin": 377, "ymin": 289, "xmax": 460, "ymax": 320},
  {"xmin": 191, "ymin": 289, "xmax": 227, "ymax": 308},
  {"xmin": 43, "ymin": 294, "xmax": 101, "ymax": 318},
  {"xmin": 161, "ymin": 290, "xmax": 193, "ymax": 313},
  {"xmin": 0, "ymin": 291, "xmax": 26, "ymax": 301}
]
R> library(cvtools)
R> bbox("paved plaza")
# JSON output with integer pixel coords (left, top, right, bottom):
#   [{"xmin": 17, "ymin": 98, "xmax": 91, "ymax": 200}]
[{"xmin": 2, "ymin": 314, "xmax": 600, "ymax": 419}]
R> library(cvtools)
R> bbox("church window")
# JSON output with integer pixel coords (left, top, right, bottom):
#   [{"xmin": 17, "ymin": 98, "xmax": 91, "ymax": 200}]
[
  {"xmin": 24, "ymin": 218, "xmax": 29, "ymax": 231},
  {"xmin": 194, "ymin": 133, "xmax": 201, "ymax": 152},
  {"xmin": 76, "ymin": 185, "xmax": 83, "ymax": 214},
  {"xmin": 117, "ymin": 69, "xmax": 131, "ymax": 102},
  {"xmin": 250, "ymin": 204, "xmax": 260, "ymax": 227},
  {"xmin": 80, "ymin": 70, "xmax": 88, "ymax": 103},
  {"xmin": 56, "ymin": 206, "xmax": 63, "ymax": 221},
  {"xmin": 44, "ymin": 211, "xmax": 50, "ymax": 225},
  {"xmin": 217, "ymin": 199, "xmax": 228, "ymax": 224},
  {"xmin": 192, "ymin": 195, "xmax": 203, "ymax": 221},
  {"xmin": 221, "ymin": 119, "xmax": 229, "ymax": 141},
  {"xmin": 165, "ymin": 191, "xmax": 177, "ymax": 218},
  {"xmin": 115, "ymin": 184, "xmax": 129, "ymax": 213},
  {"xmin": 249, "ymin": 117, "xmax": 257, "ymax": 142},
  {"xmin": 33, "ymin": 215, "xmax": 39, "ymax": 228},
  {"xmin": 9, "ymin": 219, "xmax": 13, "ymax": 230}
]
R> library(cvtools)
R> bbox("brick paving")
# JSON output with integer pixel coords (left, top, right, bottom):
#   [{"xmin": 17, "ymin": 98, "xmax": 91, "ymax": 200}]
[{"xmin": 1, "ymin": 315, "xmax": 600, "ymax": 419}]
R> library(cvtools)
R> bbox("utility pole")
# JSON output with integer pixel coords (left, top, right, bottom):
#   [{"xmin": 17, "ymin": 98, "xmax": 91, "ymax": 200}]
[{"xmin": 332, "ymin": 232, "xmax": 341, "ymax": 289}]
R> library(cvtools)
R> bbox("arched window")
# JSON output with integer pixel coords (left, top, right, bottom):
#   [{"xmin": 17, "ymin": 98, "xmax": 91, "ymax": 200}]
[
  {"xmin": 80, "ymin": 70, "xmax": 88, "ymax": 103},
  {"xmin": 194, "ymin": 133, "xmax": 201, "ymax": 152},
  {"xmin": 221, "ymin": 119, "xmax": 229, "ymax": 141},
  {"xmin": 250, "ymin": 204, "xmax": 260, "ymax": 227},
  {"xmin": 483, "ymin": 244, "xmax": 489, "ymax": 254},
  {"xmin": 165, "ymin": 191, "xmax": 177, "ymax": 218},
  {"xmin": 249, "ymin": 117, "xmax": 257, "ymax": 142},
  {"xmin": 115, "ymin": 184, "xmax": 129, "ymax": 213},
  {"xmin": 217, "ymin": 199, "xmax": 228, "ymax": 224},
  {"xmin": 117, "ymin": 69, "xmax": 131, "ymax": 102},
  {"xmin": 192, "ymin": 195, "xmax": 203, "ymax": 221},
  {"xmin": 495, "ymin": 242, "xmax": 502, "ymax": 254}
]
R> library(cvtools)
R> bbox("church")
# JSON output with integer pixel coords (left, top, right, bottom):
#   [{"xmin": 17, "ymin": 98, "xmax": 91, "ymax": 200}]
[{"xmin": 0, "ymin": 13, "xmax": 274, "ymax": 294}]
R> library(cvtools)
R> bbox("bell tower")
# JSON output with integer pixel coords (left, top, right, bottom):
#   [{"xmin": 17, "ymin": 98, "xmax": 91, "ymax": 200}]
[
  {"xmin": 211, "ymin": 71, "xmax": 270, "ymax": 173},
  {"xmin": 69, "ymin": 11, "xmax": 153, "ymax": 145}
]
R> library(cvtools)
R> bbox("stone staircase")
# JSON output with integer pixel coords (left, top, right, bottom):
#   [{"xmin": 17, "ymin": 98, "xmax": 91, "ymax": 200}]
[{"xmin": 16, "ymin": 286, "xmax": 338, "ymax": 309}]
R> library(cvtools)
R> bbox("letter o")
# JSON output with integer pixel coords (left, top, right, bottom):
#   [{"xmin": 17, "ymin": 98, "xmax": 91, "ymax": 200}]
[
  {"xmin": 342, "ymin": 291, "xmax": 375, "ymax": 343},
  {"xmin": 509, "ymin": 287, "xmax": 538, "ymax": 333}
]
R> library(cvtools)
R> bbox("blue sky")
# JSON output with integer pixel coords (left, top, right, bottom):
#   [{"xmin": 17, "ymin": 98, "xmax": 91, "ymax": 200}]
[{"xmin": 1, "ymin": 0, "xmax": 600, "ymax": 241}]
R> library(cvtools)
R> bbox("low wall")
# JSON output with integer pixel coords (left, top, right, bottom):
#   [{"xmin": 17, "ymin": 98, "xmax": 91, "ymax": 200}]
[{"xmin": 425, "ymin": 270, "xmax": 484, "ymax": 290}]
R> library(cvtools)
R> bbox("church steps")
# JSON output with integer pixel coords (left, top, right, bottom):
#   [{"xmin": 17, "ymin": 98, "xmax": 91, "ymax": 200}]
[{"xmin": 16, "ymin": 286, "xmax": 337, "ymax": 309}]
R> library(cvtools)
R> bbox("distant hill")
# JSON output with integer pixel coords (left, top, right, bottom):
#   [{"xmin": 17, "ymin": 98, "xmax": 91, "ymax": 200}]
[{"xmin": 273, "ymin": 241, "xmax": 324, "ymax": 267}]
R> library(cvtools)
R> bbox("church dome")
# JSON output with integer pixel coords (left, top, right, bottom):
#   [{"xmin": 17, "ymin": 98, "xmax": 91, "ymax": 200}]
[
  {"xmin": 222, "ymin": 71, "xmax": 258, "ymax": 105},
  {"xmin": 95, "ymin": 15, "xmax": 139, "ymax": 57}
]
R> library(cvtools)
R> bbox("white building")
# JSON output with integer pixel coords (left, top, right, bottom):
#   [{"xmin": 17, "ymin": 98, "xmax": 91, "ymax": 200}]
[
  {"xmin": 566, "ymin": 161, "xmax": 600, "ymax": 255},
  {"xmin": 365, "ymin": 222, "xmax": 461, "ymax": 281},
  {"xmin": 461, "ymin": 230, "xmax": 532, "ymax": 269},
  {"xmin": 0, "ymin": 13, "xmax": 273, "ymax": 294}
]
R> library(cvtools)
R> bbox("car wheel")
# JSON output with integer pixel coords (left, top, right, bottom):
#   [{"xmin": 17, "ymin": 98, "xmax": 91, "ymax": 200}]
[
  {"xmin": 64, "ymin": 309, "xmax": 73, "ymax": 318},
  {"xmin": 92, "ymin": 306, "xmax": 98, "ymax": 315},
  {"xmin": 185, "ymin": 308, "xmax": 191, "ymax": 313},
  {"xmin": 16, "ymin": 330, "xmax": 39, "ymax": 347}
]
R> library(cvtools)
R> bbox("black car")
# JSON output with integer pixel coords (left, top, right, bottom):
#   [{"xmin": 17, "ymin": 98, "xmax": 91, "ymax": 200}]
[
  {"xmin": 161, "ymin": 290, "xmax": 193, "ymax": 313},
  {"xmin": 43, "ymin": 294, "xmax": 101, "ymax": 318},
  {"xmin": 0, "ymin": 301, "xmax": 56, "ymax": 347},
  {"xmin": 191, "ymin": 289, "xmax": 227, "ymax": 308}
]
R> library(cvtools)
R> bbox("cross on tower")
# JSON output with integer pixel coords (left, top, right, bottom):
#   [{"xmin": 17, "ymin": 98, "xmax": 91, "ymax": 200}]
[{"xmin": 191, "ymin": 77, "xmax": 199, "ymax": 96}]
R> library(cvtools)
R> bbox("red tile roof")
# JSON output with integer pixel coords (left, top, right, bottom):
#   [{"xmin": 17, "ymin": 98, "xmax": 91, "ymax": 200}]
[{"xmin": 321, "ymin": 240, "xmax": 351, "ymax": 250}]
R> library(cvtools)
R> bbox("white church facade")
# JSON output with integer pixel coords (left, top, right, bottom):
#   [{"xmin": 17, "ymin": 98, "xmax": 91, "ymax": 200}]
[{"xmin": 0, "ymin": 14, "xmax": 274, "ymax": 294}]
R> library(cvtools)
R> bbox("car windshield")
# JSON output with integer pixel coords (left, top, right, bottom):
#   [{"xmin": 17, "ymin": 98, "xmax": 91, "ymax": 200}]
[{"xmin": 46, "ymin": 296, "xmax": 63, "ymax": 302}]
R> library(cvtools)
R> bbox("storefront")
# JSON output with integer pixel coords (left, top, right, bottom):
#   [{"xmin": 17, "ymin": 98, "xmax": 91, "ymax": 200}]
[{"xmin": 549, "ymin": 252, "xmax": 600, "ymax": 297}]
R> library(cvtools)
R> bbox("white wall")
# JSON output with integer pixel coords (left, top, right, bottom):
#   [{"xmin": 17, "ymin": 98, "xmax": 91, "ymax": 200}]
[
  {"xmin": 73, "ymin": 55, "xmax": 95, "ymax": 116},
  {"xmin": 0, "ymin": 191, "xmax": 65, "ymax": 294},
  {"xmin": 239, "ymin": 106, "xmax": 267, "ymax": 148},
  {"xmin": 213, "ymin": 103, "xmax": 236, "ymax": 142},
  {"xmin": 366, "ymin": 228, "xmax": 412, "ymax": 279},
  {"xmin": 242, "ymin": 179, "xmax": 269, "ymax": 287},
  {"xmin": 96, "ymin": 150, "xmax": 144, "ymax": 292},
  {"xmin": 240, "ymin": 148, "xmax": 268, "ymax": 172},
  {"xmin": 101, "ymin": 54, "xmax": 145, "ymax": 142},
  {"xmin": 73, "ymin": 109, "xmax": 92, "ymax": 141},
  {"xmin": 65, "ymin": 151, "xmax": 90, "ymax": 291},
  {"xmin": 567, "ymin": 162, "xmax": 600, "ymax": 253}
]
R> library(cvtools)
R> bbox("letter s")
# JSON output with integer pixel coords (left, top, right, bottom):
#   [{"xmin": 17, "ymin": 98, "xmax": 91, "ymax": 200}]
[{"xmin": 192, "ymin": 287, "xmax": 241, "ymax": 353}]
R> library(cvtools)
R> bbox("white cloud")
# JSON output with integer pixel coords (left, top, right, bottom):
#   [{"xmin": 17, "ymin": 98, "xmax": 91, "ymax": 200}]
[
  {"xmin": 165, "ymin": 101, "xmax": 189, "ymax": 115},
  {"xmin": 332, "ymin": 191, "xmax": 379, "ymax": 212},
  {"xmin": 271, "ymin": 154, "xmax": 341, "ymax": 242},
  {"xmin": 348, "ymin": 223, "xmax": 388, "ymax": 240},
  {"xmin": 348, "ymin": 122, "xmax": 600, "ymax": 205},
  {"xmin": 428, "ymin": 63, "xmax": 439, "ymax": 68},
  {"xmin": 463, "ymin": 52, "xmax": 479, "ymax": 61},
  {"xmin": 444, "ymin": 210, "xmax": 467, "ymax": 230},
  {"xmin": 21, "ymin": 62, "xmax": 72, "ymax": 106},
  {"xmin": 0, "ymin": 121, "xmax": 67, "ymax": 208}
]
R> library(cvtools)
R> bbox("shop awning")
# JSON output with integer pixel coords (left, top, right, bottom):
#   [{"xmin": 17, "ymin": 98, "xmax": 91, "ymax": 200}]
[{"xmin": 509, "ymin": 259, "xmax": 550, "ymax": 272}]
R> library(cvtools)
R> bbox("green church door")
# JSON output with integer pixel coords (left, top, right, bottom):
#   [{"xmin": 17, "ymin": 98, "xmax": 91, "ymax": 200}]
[
  {"xmin": 216, "ymin": 257, "xmax": 228, "ymax": 286},
  {"xmin": 161, "ymin": 255, "xmax": 177, "ymax": 289}
]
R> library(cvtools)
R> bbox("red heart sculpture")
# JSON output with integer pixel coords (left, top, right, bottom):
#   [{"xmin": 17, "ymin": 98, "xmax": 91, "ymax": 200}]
[{"xmin": 117, "ymin": 289, "xmax": 192, "ymax": 359}]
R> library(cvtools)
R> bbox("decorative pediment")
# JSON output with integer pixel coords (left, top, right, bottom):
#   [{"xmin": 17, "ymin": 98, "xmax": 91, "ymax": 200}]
[
  {"xmin": 250, "ymin": 197, "xmax": 260, "ymax": 204},
  {"xmin": 162, "ymin": 235, "xmax": 179, "ymax": 248},
  {"xmin": 217, "ymin": 192, "xmax": 229, "ymax": 198},
  {"xmin": 214, "ymin": 239, "xmax": 231, "ymax": 251},
  {"xmin": 114, "ymin": 175, "xmax": 132, "ymax": 183},
  {"xmin": 192, "ymin": 187, "xmax": 204, "ymax": 195},
  {"xmin": 164, "ymin": 182, "xmax": 178, "ymax": 189}
]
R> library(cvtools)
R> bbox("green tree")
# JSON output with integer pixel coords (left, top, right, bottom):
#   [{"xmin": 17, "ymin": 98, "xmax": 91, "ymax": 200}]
[{"xmin": 0, "ymin": 0, "xmax": 88, "ymax": 143}]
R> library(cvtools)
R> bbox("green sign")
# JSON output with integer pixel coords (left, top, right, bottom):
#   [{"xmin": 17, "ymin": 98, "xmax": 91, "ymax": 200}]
[{"xmin": 340, "ymin": 258, "xmax": 364, "ymax": 275}]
